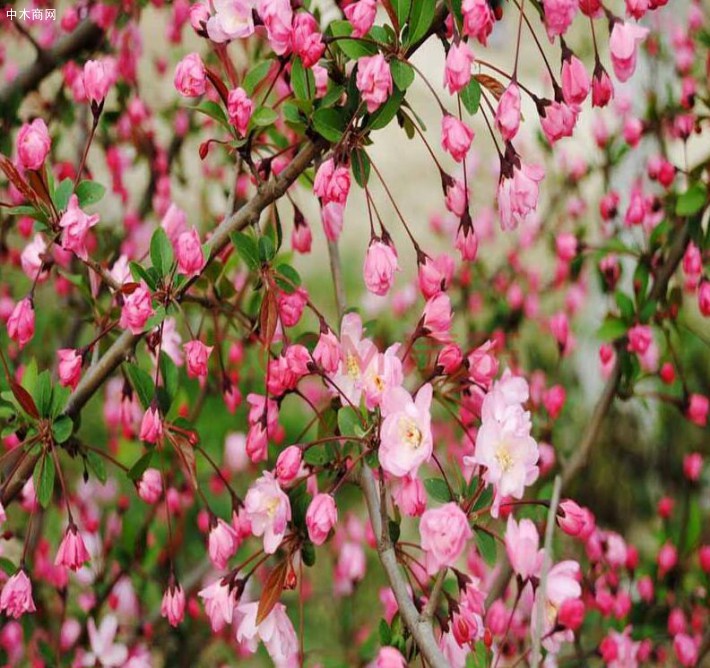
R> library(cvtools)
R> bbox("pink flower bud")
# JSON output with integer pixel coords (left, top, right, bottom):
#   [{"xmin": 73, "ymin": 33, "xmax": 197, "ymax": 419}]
[
  {"xmin": 57, "ymin": 349, "xmax": 83, "ymax": 389},
  {"xmin": 313, "ymin": 158, "xmax": 351, "ymax": 205},
  {"xmin": 55, "ymin": 525, "xmax": 91, "ymax": 571},
  {"xmin": 467, "ymin": 339, "xmax": 498, "ymax": 389},
  {"xmin": 174, "ymin": 53, "xmax": 206, "ymax": 97},
  {"xmin": 119, "ymin": 283, "xmax": 154, "ymax": 334},
  {"xmin": 674, "ymin": 634, "xmax": 699, "ymax": 667},
  {"xmin": 392, "ymin": 475, "xmax": 426, "ymax": 517},
  {"xmin": 184, "ymin": 340, "xmax": 213, "ymax": 378},
  {"xmin": 175, "ymin": 227, "xmax": 205, "ymax": 277},
  {"xmin": 0, "ymin": 570, "xmax": 36, "ymax": 618},
  {"xmin": 7, "ymin": 298, "xmax": 35, "ymax": 350},
  {"xmin": 444, "ymin": 42, "xmax": 474, "ymax": 95},
  {"xmin": 363, "ymin": 240, "xmax": 400, "ymax": 296},
  {"xmin": 495, "ymin": 83, "xmax": 521, "ymax": 142},
  {"xmin": 609, "ymin": 22, "xmax": 648, "ymax": 83},
  {"xmin": 698, "ymin": 280, "xmax": 710, "ymax": 317},
  {"xmin": 306, "ymin": 493, "xmax": 337, "ymax": 545},
  {"xmin": 699, "ymin": 545, "xmax": 710, "ymax": 573},
  {"xmin": 682, "ymin": 452, "xmax": 703, "ymax": 482},
  {"xmin": 344, "ymin": 0, "xmax": 377, "ymax": 38},
  {"xmin": 291, "ymin": 12, "xmax": 325, "ymax": 68},
  {"xmin": 657, "ymin": 542, "xmax": 678, "ymax": 577},
  {"xmin": 313, "ymin": 328, "xmax": 340, "ymax": 373},
  {"xmin": 557, "ymin": 500, "xmax": 596, "ymax": 540},
  {"xmin": 374, "ymin": 646, "xmax": 407, "ymax": 668},
  {"xmin": 686, "ymin": 393, "xmax": 708, "ymax": 427},
  {"xmin": 291, "ymin": 214, "xmax": 312, "ymax": 254},
  {"xmin": 83, "ymin": 59, "xmax": 112, "ymax": 104},
  {"xmin": 138, "ymin": 468, "xmax": 163, "ymax": 504},
  {"xmin": 422, "ymin": 293, "xmax": 453, "ymax": 342},
  {"xmin": 275, "ymin": 445, "xmax": 302, "ymax": 484},
  {"xmin": 558, "ymin": 598, "xmax": 585, "ymax": 631},
  {"xmin": 227, "ymin": 87, "xmax": 253, "ymax": 136},
  {"xmin": 17, "ymin": 119, "xmax": 51, "ymax": 171},
  {"xmin": 461, "ymin": 0, "xmax": 494, "ymax": 45},
  {"xmin": 441, "ymin": 115, "xmax": 474, "ymax": 162},
  {"xmin": 321, "ymin": 201, "xmax": 344, "ymax": 241},
  {"xmin": 139, "ymin": 406, "xmax": 163, "ymax": 444},
  {"xmin": 356, "ymin": 54, "xmax": 393, "ymax": 113},
  {"xmin": 455, "ymin": 222, "xmax": 478, "ymax": 261},
  {"xmin": 591, "ymin": 63, "xmax": 614, "ymax": 107},
  {"xmin": 437, "ymin": 343, "xmax": 463, "ymax": 375},
  {"xmin": 637, "ymin": 575, "xmax": 654, "ymax": 602},
  {"xmin": 277, "ymin": 286, "xmax": 308, "ymax": 327},
  {"xmin": 627, "ymin": 324, "xmax": 652, "ymax": 355},
  {"xmin": 542, "ymin": 0, "xmax": 578, "ymax": 40},
  {"xmin": 561, "ymin": 55, "xmax": 590, "ymax": 105},
  {"xmin": 208, "ymin": 517, "xmax": 238, "ymax": 569},
  {"xmin": 543, "ymin": 384, "xmax": 566, "ymax": 419},
  {"xmin": 417, "ymin": 253, "xmax": 454, "ymax": 299},
  {"xmin": 161, "ymin": 583, "xmax": 186, "ymax": 627},
  {"xmin": 59, "ymin": 195, "xmax": 100, "ymax": 261}
]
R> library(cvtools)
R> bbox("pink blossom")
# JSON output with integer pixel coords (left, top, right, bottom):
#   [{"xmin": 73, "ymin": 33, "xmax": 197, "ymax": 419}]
[
  {"xmin": 17, "ymin": 118, "xmax": 51, "ymax": 171},
  {"xmin": 455, "ymin": 223, "xmax": 478, "ymax": 261},
  {"xmin": 313, "ymin": 328, "xmax": 340, "ymax": 373},
  {"xmin": 698, "ymin": 281, "xmax": 710, "ymax": 316},
  {"xmin": 275, "ymin": 445, "xmax": 302, "ymax": 484},
  {"xmin": 441, "ymin": 115, "xmax": 474, "ymax": 162},
  {"xmin": 356, "ymin": 54, "xmax": 393, "ymax": 113},
  {"xmin": 373, "ymin": 646, "xmax": 407, "ymax": 668},
  {"xmin": 57, "ymin": 348, "xmax": 83, "ymax": 389},
  {"xmin": 306, "ymin": 493, "xmax": 338, "ymax": 545},
  {"xmin": 422, "ymin": 293, "xmax": 453, "ymax": 342},
  {"xmin": 592, "ymin": 63, "xmax": 614, "ymax": 107},
  {"xmin": 119, "ymin": 283, "xmax": 154, "ymax": 334},
  {"xmin": 542, "ymin": 0, "xmax": 578, "ymax": 41},
  {"xmin": 461, "ymin": 0, "xmax": 494, "ymax": 45},
  {"xmin": 176, "ymin": 227, "xmax": 205, "ymax": 277},
  {"xmin": 497, "ymin": 160, "xmax": 545, "ymax": 231},
  {"xmin": 445, "ymin": 177, "xmax": 467, "ymax": 217},
  {"xmin": 207, "ymin": 0, "xmax": 255, "ymax": 42},
  {"xmin": 139, "ymin": 406, "xmax": 163, "ymax": 444},
  {"xmin": 699, "ymin": 545, "xmax": 710, "ymax": 573},
  {"xmin": 379, "ymin": 384, "xmax": 433, "ymax": 477},
  {"xmin": 59, "ymin": 194, "xmax": 99, "ymax": 260},
  {"xmin": 0, "ymin": 570, "xmax": 36, "ymax": 618},
  {"xmin": 682, "ymin": 452, "xmax": 702, "ymax": 482},
  {"xmin": 83, "ymin": 59, "xmax": 112, "ymax": 104},
  {"xmin": 437, "ymin": 343, "xmax": 463, "ymax": 375},
  {"xmin": 420, "ymin": 502, "xmax": 472, "ymax": 574},
  {"xmin": 533, "ymin": 560, "xmax": 582, "ymax": 643},
  {"xmin": 467, "ymin": 339, "xmax": 498, "ymax": 389},
  {"xmin": 657, "ymin": 542, "xmax": 677, "ymax": 577},
  {"xmin": 609, "ymin": 22, "xmax": 648, "ymax": 82},
  {"xmin": 227, "ymin": 87, "xmax": 253, "ymax": 135},
  {"xmin": 362, "ymin": 345, "xmax": 403, "ymax": 410},
  {"xmin": 137, "ymin": 468, "xmax": 162, "ymax": 504},
  {"xmin": 208, "ymin": 517, "xmax": 239, "ymax": 569},
  {"xmin": 561, "ymin": 55, "xmax": 590, "ymax": 105},
  {"xmin": 257, "ymin": 0, "xmax": 293, "ymax": 56},
  {"xmin": 418, "ymin": 253, "xmax": 454, "ymax": 299},
  {"xmin": 687, "ymin": 393, "xmax": 708, "ymax": 427},
  {"xmin": 626, "ymin": 324, "xmax": 652, "ymax": 355},
  {"xmin": 277, "ymin": 286, "xmax": 308, "ymax": 327},
  {"xmin": 364, "ymin": 240, "xmax": 400, "ymax": 296},
  {"xmin": 322, "ymin": 201, "xmax": 344, "ymax": 240},
  {"xmin": 184, "ymin": 340, "xmax": 213, "ymax": 378},
  {"xmin": 444, "ymin": 42, "xmax": 474, "ymax": 94},
  {"xmin": 392, "ymin": 475, "xmax": 427, "ymax": 517},
  {"xmin": 83, "ymin": 615, "xmax": 128, "ymax": 667},
  {"xmin": 7, "ymin": 298, "xmax": 35, "ymax": 350},
  {"xmin": 244, "ymin": 472, "xmax": 291, "ymax": 553},
  {"xmin": 291, "ymin": 12, "xmax": 325, "ymax": 68},
  {"xmin": 174, "ymin": 53, "xmax": 206, "ymax": 97},
  {"xmin": 235, "ymin": 601, "xmax": 298, "ymax": 665},
  {"xmin": 55, "ymin": 525, "xmax": 91, "ymax": 571},
  {"xmin": 20, "ymin": 234, "xmax": 48, "ymax": 282},
  {"xmin": 505, "ymin": 516, "xmax": 543, "ymax": 579},
  {"xmin": 558, "ymin": 499, "xmax": 596, "ymax": 539},
  {"xmin": 495, "ymin": 83, "xmax": 521, "ymax": 141},
  {"xmin": 313, "ymin": 158, "xmax": 351, "ymax": 205},
  {"xmin": 291, "ymin": 214, "xmax": 312, "ymax": 253},
  {"xmin": 161, "ymin": 203, "xmax": 188, "ymax": 244},
  {"xmin": 540, "ymin": 100, "xmax": 579, "ymax": 144},
  {"xmin": 674, "ymin": 634, "xmax": 699, "ymax": 667},
  {"xmin": 543, "ymin": 384, "xmax": 566, "ymax": 418},
  {"xmin": 161, "ymin": 583, "xmax": 185, "ymax": 627},
  {"xmin": 344, "ymin": 0, "xmax": 377, "ymax": 38},
  {"xmin": 198, "ymin": 579, "xmax": 238, "ymax": 632}
]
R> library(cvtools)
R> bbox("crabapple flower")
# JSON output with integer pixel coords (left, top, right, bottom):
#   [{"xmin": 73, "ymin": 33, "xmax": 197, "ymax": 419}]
[
  {"xmin": 561, "ymin": 55, "xmax": 590, "ymax": 105},
  {"xmin": 345, "ymin": 0, "xmax": 377, "ymax": 38},
  {"xmin": 686, "ymin": 393, "xmax": 708, "ymax": 427},
  {"xmin": 495, "ymin": 83, "xmax": 521, "ymax": 141},
  {"xmin": 313, "ymin": 158, "xmax": 351, "ymax": 205},
  {"xmin": 539, "ymin": 100, "xmax": 578, "ymax": 144},
  {"xmin": 356, "ymin": 54, "xmax": 393, "ymax": 113},
  {"xmin": 379, "ymin": 384, "xmax": 433, "ymax": 477},
  {"xmin": 592, "ymin": 62, "xmax": 614, "ymax": 107},
  {"xmin": 59, "ymin": 195, "xmax": 99, "ymax": 260},
  {"xmin": 422, "ymin": 293, "xmax": 453, "ymax": 342},
  {"xmin": 57, "ymin": 349, "xmax": 83, "ymax": 389},
  {"xmin": 505, "ymin": 516, "xmax": 543, "ymax": 579},
  {"xmin": 461, "ymin": 0, "xmax": 494, "ymax": 45},
  {"xmin": 244, "ymin": 472, "xmax": 291, "ymax": 554},
  {"xmin": 497, "ymin": 159, "xmax": 545, "ymax": 230},
  {"xmin": 7, "ymin": 298, "xmax": 35, "ymax": 349},
  {"xmin": 291, "ymin": 213, "xmax": 312, "ymax": 253},
  {"xmin": 82, "ymin": 616, "xmax": 128, "ymax": 667},
  {"xmin": 465, "ymin": 372, "xmax": 539, "ymax": 515},
  {"xmin": 0, "ymin": 570, "xmax": 36, "ymax": 618},
  {"xmin": 444, "ymin": 42, "xmax": 474, "ymax": 94},
  {"xmin": 275, "ymin": 445, "xmax": 302, "ymax": 484},
  {"xmin": 137, "ymin": 468, "xmax": 162, "ymax": 504},
  {"xmin": 313, "ymin": 327, "xmax": 340, "ymax": 373},
  {"xmin": 176, "ymin": 227, "xmax": 205, "ymax": 277},
  {"xmin": 119, "ymin": 282, "xmax": 154, "ymax": 334},
  {"xmin": 161, "ymin": 203, "xmax": 188, "ymax": 243},
  {"xmin": 20, "ymin": 234, "xmax": 48, "ymax": 282},
  {"xmin": 198, "ymin": 578, "xmax": 238, "ymax": 632},
  {"xmin": 373, "ymin": 647, "xmax": 407, "ymax": 668},
  {"xmin": 17, "ymin": 118, "xmax": 51, "ymax": 171},
  {"xmin": 533, "ymin": 560, "xmax": 582, "ymax": 648},
  {"xmin": 227, "ymin": 87, "xmax": 253, "ymax": 135},
  {"xmin": 184, "ymin": 340, "xmax": 213, "ymax": 378},
  {"xmin": 321, "ymin": 201, "xmax": 344, "ymax": 240},
  {"xmin": 420, "ymin": 502, "xmax": 472, "ymax": 574},
  {"xmin": 674, "ymin": 634, "xmax": 699, "ymax": 667},
  {"xmin": 441, "ymin": 115, "xmax": 474, "ymax": 162},
  {"xmin": 207, "ymin": 0, "xmax": 255, "ymax": 42},
  {"xmin": 235, "ymin": 601, "xmax": 298, "ymax": 665},
  {"xmin": 161, "ymin": 583, "xmax": 185, "ymax": 627},
  {"xmin": 174, "ymin": 53, "xmax": 206, "ymax": 97},
  {"xmin": 467, "ymin": 339, "xmax": 498, "ymax": 389},
  {"xmin": 542, "ymin": 0, "xmax": 578, "ymax": 41},
  {"xmin": 55, "ymin": 525, "xmax": 91, "ymax": 571},
  {"xmin": 392, "ymin": 475, "xmax": 427, "ymax": 517},
  {"xmin": 257, "ymin": 0, "xmax": 293, "ymax": 56},
  {"xmin": 291, "ymin": 12, "xmax": 325, "ymax": 68},
  {"xmin": 139, "ymin": 406, "xmax": 163, "ymax": 444},
  {"xmin": 609, "ymin": 22, "xmax": 649, "ymax": 82},
  {"xmin": 363, "ymin": 239, "xmax": 400, "ymax": 296},
  {"xmin": 557, "ymin": 499, "xmax": 595, "ymax": 539},
  {"xmin": 208, "ymin": 517, "xmax": 239, "ymax": 569},
  {"xmin": 455, "ymin": 222, "xmax": 478, "ymax": 261},
  {"xmin": 306, "ymin": 493, "xmax": 338, "ymax": 545},
  {"xmin": 83, "ymin": 59, "xmax": 112, "ymax": 103}
]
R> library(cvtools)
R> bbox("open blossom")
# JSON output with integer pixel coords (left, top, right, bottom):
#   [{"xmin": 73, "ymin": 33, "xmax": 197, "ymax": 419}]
[
  {"xmin": 306, "ymin": 493, "xmax": 337, "ymax": 545},
  {"xmin": 465, "ymin": 372, "xmax": 539, "ymax": 515},
  {"xmin": 420, "ymin": 502, "xmax": 472, "ymax": 574},
  {"xmin": 161, "ymin": 583, "xmax": 185, "ymax": 627},
  {"xmin": 198, "ymin": 579, "xmax": 237, "ymax": 632},
  {"xmin": 441, "ymin": 115, "xmax": 474, "ymax": 162},
  {"xmin": 356, "ymin": 54, "xmax": 393, "ymax": 113},
  {"xmin": 344, "ymin": 0, "xmax": 377, "ymax": 38},
  {"xmin": 207, "ymin": 0, "xmax": 255, "ymax": 42},
  {"xmin": 59, "ymin": 195, "xmax": 100, "ymax": 260},
  {"xmin": 227, "ymin": 87, "xmax": 253, "ymax": 135},
  {"xmin": 0, "ymin": 570, "xmax": 36, "ymax": 618},
  {"xmin": 235, "ymin": 601, "xmax": 298, "ymax": 665},
  {"xmin": 257, "ymin": 0, "xmax": 293, "ymax": 56},
  {"xmin": 461, "ymin": 0, "xmax": 494, "ymax": 45},
  {"xmin": 7, "ymin": 298, "xmax": 35, "ymax": 350},
  {"xmin": 119, "ymin": 282, "xmax": 154, "ymax": 334},
  {"xmin": 17, "ymin": 118, "xmax": 51, "ymax": 171},
  {"xmin": 505, "ymin": 516, "xmax": 543, "ymax": 579},
  {"xmin": 364, "ymin": 240, "xmax": 399, "ymax": 296},
  {"xmin": 176, "ymin": 227, "xmax": 205, "ymax": 277},
  {"xmin": 55, "ymin": 525, "xmax": 91, "ymax": 571},
  {"xmin": 184, "ymin": 340, "xmax": 213, "ymax": 378},
  {"xmin": 495, "ymin": 83, "xmax": 521, "ymax": 141},
  {"xmin": 609, "ymin": 22, "xmax": 648, "ymax": 82},
  {"xmin": 533, "ymin": 560, "xmax": 582, "ymax": 644},
  {"xmin": 208, "ymin": 517, "xmax": 239, "ymax": 569},
  {"xmin": 244, "ymin": 472, "xmax": 291, "ymax": 554},
  {"xmin": 174, "ymin": 53, "xmax": 206, "ymax": 97},
  {"xmin": 497, "ymin": 159, "xmax": 545, "ymax": 230},
  {"xmin": 444, "ymin": 42, "xmax": 474, "ymax": 94},
  {"xmin": 379, "ymin": 384, "xmax": 433, "ymax": 477},
  {"xmin": 82, "ymin": 615, "xmax": 128, "ymax": 667}
]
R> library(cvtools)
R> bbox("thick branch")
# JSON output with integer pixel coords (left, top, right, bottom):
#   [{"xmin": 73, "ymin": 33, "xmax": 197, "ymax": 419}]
[{"xmin": 359, "ymin": 465, "xmax": 448, "ymax": 668}]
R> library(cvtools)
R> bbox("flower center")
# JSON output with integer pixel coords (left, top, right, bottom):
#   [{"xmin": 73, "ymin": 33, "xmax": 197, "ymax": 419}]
[
  {"xmin": 346, "ymin": 353, "xmax": 360, "ymax": 379},
  {"xmin": 495, "ymin": 445, "xmax": 514, "ymax": 472},
  {"xmin": 399, "ymin": 417, "xmax": 422, "ymax": 449},
  {"xmin": 266, "ymin": 497, "xmax": 280, "ymax": 518}
]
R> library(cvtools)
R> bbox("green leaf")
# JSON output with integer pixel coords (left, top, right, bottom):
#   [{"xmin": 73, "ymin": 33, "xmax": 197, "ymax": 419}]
[
  {"xmin": 34, "ymin": 370, "xmax": 53, "ymax": 419},
  {"xmin": 150, "ymin": 227, "xmax": 174, "ymax": 277},
  {"xmin": 275, "ymin": 264, "xmax": 301, "ymax": 293},
  {"xmin": 319, "ymin": 84, "xmax": 345, "ymax": 108},
  {"xmin": 388, "ymin": 519, "xmax": 401, "ymax": 543},
  {"xmin": 615, "ymin": 291, "xmax": 635, "ymax": 321},
  {"xmin": 291, "ymin": 57, "xmax": 315, "ymax": 100},
  {"xmin": 304, "ymin": 445, "xmax": 332, "ymax": 466},
  {"xmin": 406, "ymin": 0, "xmax": 436, "ymax": 46},
  {"xmin": 337, "ymin": 407, "xmax": 360, "ymax": 437},
  {"xmin": 424, "ymin": 478, "xmax": 452, "ymax": 503},
  {"xmin": 75, "ymin": 180, "xmax": 106, "ymax": 207},
  {"xmin": 471, "ymin": 485, "xmax": 493, "ymax": 512},
  {"xmin": 379, "ymin": 619, "xmax": 393, "ymax": 646},
  {"xmin": 638, "ymin": 299, "xmax": 657, "ymax": 324},
  {"xmin": 329, "ymin": 21, "xmax": 378, "ymax": 59},
  {"xmin": 231, "ymin": 231, "xmax": 260, "ymax": 271},
  {"xmin": 53, "ymin": 178, "xmax": 74, "ymax": 211},
  {"xmin": 0, "ymin": 557, "xmax": 15, "ymax": 576},
  {"xmin": 312, "ymin": 107, "xmax": 347, "ymax": 142},
  {"xmin": 352, "ymin": 149, "xmax": 371, "ymax": 188},
  {"xmin": 191, "ymin": 100, "xmax": 231, "ymax": 129},
  {"xmin": 124, "ymin": 363, "xmax": 155, "ymax": 410},
  {"xmin": 127, "ymin": 450, "xmax": 154, "ymax": 482},
  {"xmin": 597, "ymin": 316, "xmax": 627, "ymax": 342},
  {"xmin": 129, "ymin": 261, "xmax": 158, "ymax": 291},
  {"xmin": 86, "ymin": 450, "xmax": 108, "ymax": 484},
  {"xmin": 51, "ymin": 385, "xmax": 70, "ymax": 419},
  {"xmin": 258, "ymin": 236, "xmax": 276, "ymax": 263},
  {"xmin": 367, "ymin": 89, "xmax": 404, "ymax": 131},
  {"xmin": 35, "ymin": 454, "xmax": 56, "ymax": 509},
  {"xmin": 52, "ymin": 415, "xmax": 73, "ymax": 444},
  {"xmin": 243, "ymin": 60, "xmax": 274, "ymax": 95},
  {"xmin": 159, "ymin": 351, "xmax": 178, "ymax": 410},
  {"xmin": 390, "ymin": 61, "xmax": 414, "ymax": 91},
  {"xmin": 392, "ymin": 0, "xmax": 412, "ymax": 27},
  {"xmin": 301, "ymin": 540, "xmax": 316, "ymax": 567},
  {"xmin": 475, "ymin": 528, "xmax": 496, "ymax": 566},
  {"xmin": 675, "ymin": 182, "xmax": 707, "ymax": 216},
  {"xmin": 460, "ymin": 78, "xmax": 481, "ymax": 115},
  {"xmin": 251, "ymin": 107, "xmax": 279, "ymax": 128}
]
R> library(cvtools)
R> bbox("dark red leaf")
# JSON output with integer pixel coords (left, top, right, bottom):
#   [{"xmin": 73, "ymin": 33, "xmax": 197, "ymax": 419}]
[
  {"xmin": 259, "ymin": 289, "xmax": 278, "ymax": 346},
  {"xmin": 256, "ymin": 560, "xmax": 288, "ymax": 625},
  {"xmin": 170, "ymin": 433, "xmax": 198, "ymax": 490},
  {"xmin": 473, "ymin": 74, "xmax": 505, "ymax": 100},
  {"xmin": 205, "ymin": 68, "xmax": 230, "ymax": 108},
  {"xmin": 120, "ymin": 282, "xmax": 140, "ymax": 295},
  {"xmin": 0, "ymin": 155, "xmax": 41, "ymax": 207},
  {"xmin": 11, "ymin": 380, "xmax": 39, "ymax": 419}
]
